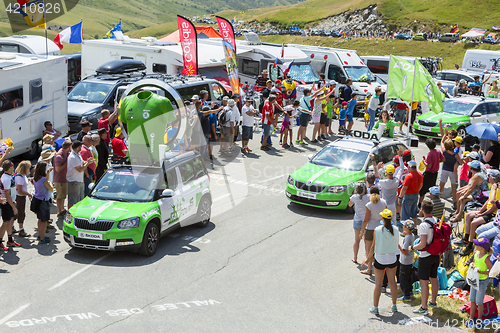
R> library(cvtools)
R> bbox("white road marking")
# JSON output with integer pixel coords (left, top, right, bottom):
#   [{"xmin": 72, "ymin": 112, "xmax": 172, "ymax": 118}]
[
  {"xmin": 257, "ymin": 174, "xmax": 287, "ymax": 183},
  {"xmin": 213, "ymin": 193, "xmax": 230, "ymax": 202},
  {"xmin": 0, "ymin": 303, "xmax": 30, "ymax": 326},
  {"xmin": 48, "ymin": 253, "xmax": 112, "ymax": 291}
]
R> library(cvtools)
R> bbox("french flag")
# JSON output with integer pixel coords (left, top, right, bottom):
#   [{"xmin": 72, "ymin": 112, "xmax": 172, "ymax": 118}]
[{"xmin": 53, "ymin": 22, "xmax": 83, "ymax": 50}]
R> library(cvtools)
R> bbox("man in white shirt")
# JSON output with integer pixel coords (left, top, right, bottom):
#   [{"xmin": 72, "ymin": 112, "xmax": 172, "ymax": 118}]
[
  {"xmin": 241, "ymin": 97, "xmax": 257, "ymax": 154},
  {"xmin": 67, "ymin": 141, "xmax": 94, "ymax": 209},
  {"xmin": 367, "ymin": 87, "xmax": 382, "ymax": 131}
]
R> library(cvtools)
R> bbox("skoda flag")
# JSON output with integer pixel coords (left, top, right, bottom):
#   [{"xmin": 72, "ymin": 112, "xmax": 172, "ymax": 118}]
[
  {"xmin": 414, "ymin": 59, "xmax": 443, "ymax": 114},
  {"xmin": 386, "ymin": 55, "xmax": 414, "ymax": 102}
]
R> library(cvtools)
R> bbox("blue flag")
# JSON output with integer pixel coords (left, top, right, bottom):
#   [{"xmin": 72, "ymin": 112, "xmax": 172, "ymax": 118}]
[{"xmin": 103, "ymin": 20, "xmax": 121, "ymax": 39}]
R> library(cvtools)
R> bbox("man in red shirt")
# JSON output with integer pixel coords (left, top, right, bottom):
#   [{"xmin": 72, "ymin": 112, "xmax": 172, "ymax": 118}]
[
  {"xmin": 112, "ymin": 127, "xmax": 128, "ymax": 157},
  {"xmin": 261, "ymin": 95, "xmax": 277, "ymax": 151},
  {"xmin": 80, "ymin": 135, "xmax": 97, "ymax": 197},
  {"xmin": 98, "ymin": 108, "xmax": 118, "ymax": 144},
  {"xmin": 398, "ymin": 160, "xmax": 423, "ymax": 224}
]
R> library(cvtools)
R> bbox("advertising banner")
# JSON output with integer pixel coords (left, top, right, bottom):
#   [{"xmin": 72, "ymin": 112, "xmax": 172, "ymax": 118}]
[
  {"xmin": 177, "ymin": 15, "xmax": 198, "ymax": 75},
  {"xmin": 216, "ymin": 16, "xmax": 239, "ymax": 94}
]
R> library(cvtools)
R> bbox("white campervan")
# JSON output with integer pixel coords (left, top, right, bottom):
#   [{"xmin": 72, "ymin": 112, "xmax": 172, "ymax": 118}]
[
  {"xmin": 290, "ymin": 45, "xmax": 382, "ymax": 98},
  {"xmin": 462, "ymin": 49, "xmax": 500, "ymax": 73},
  {"xmin": 0, "ymin": 35, "xmax": 60, "ymax": 56},
  {"xmin": 360, "ymin": 55, "xmax": 417, "ymax": 82},
  {"xmin": 0, "ymin": 52, "xmax": 68, "ymax": 158}
]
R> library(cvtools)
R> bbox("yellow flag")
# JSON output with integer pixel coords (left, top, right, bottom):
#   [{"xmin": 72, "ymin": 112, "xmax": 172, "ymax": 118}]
[{"xmin": 33, "ymin": 23, "xmax": 46, "ymax": 29}]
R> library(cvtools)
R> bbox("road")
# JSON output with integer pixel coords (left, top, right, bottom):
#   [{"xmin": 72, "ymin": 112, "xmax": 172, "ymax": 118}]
[{"xmin": 0, "ymin": 118, "xmax": 466, "ymax": 332}]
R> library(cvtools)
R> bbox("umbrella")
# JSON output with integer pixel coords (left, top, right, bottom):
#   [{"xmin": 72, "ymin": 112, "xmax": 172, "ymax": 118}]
[{"xmin": 465, "ymin": 122, "xmax": 500, "ymax": 141}]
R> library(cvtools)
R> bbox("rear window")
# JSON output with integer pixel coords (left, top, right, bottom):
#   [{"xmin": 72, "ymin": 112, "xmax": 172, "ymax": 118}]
[
  {"xmin": 0, "ymin": 86, "xmax": 23, "ymax": 111},
  {"xmin": 176, "ymin": 84, "xmax": 210, "ymax": 101}
]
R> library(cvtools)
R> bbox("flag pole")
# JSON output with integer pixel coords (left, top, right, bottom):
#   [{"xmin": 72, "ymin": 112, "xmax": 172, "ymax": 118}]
[
  {"xmin": 406, "ymin": 58, "xmax": 417, "ymax": 138},
  {"xmin": 43, "ymin": 0, "xmax": 47, "ymax": 57}
]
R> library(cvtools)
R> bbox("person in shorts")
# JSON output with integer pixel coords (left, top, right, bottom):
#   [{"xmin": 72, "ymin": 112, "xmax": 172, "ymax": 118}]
[
  {"xmin": 410, "ymin": 199, "xmax": 439, "ymax": 315},
  {"xmin": 0, "ymin": 160, "xmax": 19, "ymax": 248},
  {"xmin": 394, "ymin": 101, "xmax": 408, "ymax": 135},
  {"xmin": 399, "ymin": 160, "xmax": 423, "ymax": 224},
  {"xmin": 67, "ymin": 141, "xmax": 94, "ymax": 209},
  {"xmin": 261, "ymin": 95, "xmax": 276, "ymax": 151},
  {"xmin": 241, "ymin": 97, "xmax": 257, "ymax": 154}
]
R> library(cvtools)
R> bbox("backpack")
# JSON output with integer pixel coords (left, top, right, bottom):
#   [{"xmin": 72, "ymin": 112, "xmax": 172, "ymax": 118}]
[
  {"xmin": 218, "ymin": 107, "xmax": 229, "ymax": 127},
  {"xmin": 339, "ymin": 86, "xmax": 346, "ymax": 101},
  {"xmin": 424, "ymin": 218, "xmax": 452, "ymax": 256}
]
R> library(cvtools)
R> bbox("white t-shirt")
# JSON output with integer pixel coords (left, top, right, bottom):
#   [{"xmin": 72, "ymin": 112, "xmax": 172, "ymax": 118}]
[
  {"xmin": 419, "ymin": 217, "xmax": 436, "ymax": 258},
  {"xmin": 379, "ymin": 178, "xmax": 399, "ymax": 206},
  {"xmin": 224, "ymin": 107, "xmax": 235, "ymax": 128},
  {"xmin": 14, "ymin": 175, "xmax": 28, "ymax": 197},
  {"xmin": 350, "ymin": 194, "xmax": 370, "ymax": 222},
  {"xmin": 366, "ymin": 198, "xmax": 387, "ymax": 230},
  {"xmin": 1, "ymin": 173, "xmax": 15, "ymax": 200},
  {"xmin": 231, "ymin": 105, "xmax": 241, "ymax": 125},
  {"xmin": 67, "ymin": 151, "xmax": 84, "ymax": 183},
  {"xmin": 368, "ymin": 96, "xmax": 379, "ymax": 110},
  {"xmin": 241, "ymin": 105, "xmax": 255, "ymax": 127}
]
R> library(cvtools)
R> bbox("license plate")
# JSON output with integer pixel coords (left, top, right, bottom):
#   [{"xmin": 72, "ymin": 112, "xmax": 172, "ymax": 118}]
[
  {"xmin": 78, "ymin": 232, "xmax": 103, "ymax": 240},
  {"xmin": 419, "ymin": 126, "xmax": 432, "ymax": 132},
  {"xmin": 297, "ymin": 191, "xmax": 317, "ymax": 199}
]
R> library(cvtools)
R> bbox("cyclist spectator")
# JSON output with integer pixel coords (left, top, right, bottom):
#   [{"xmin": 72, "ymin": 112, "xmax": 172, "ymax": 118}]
[
  {"xmin": 42, "ymin": 121, "xmax": 61, "ymax": 141},
  {"xmin": 67, "ymin": 141, "xmax": 94, "ymax": 209},
  {"xmin": 32, "ymin": 161, "xmax": 53, "ymax": 244},
  {"xmin": 54, "ymin": 139, "xmax": 71, "ymax": 218},
  {"xmin": 0, "ymin": 160, "xmax": 19, "ymax": 248},
  {"xmin": 14, "ymin": 161, "xmax": 32, "ymax": 237},
  {"xmin": 76, "ymin": 121, "xmax": 91, "ymax": 142},
  {"xmin": 80, "ymin": 135, "xmax": 96, "ymax": 197},
  {"xmin": 96, "ymin": 128, "xmax": 109, "ymax": 180},
  {"xmin": 255, "ymin": 69, "xmax": 269, "ymax": 87},
  {"xmin": 98, "ymin": 108, "xmax": 118, "ymax": 144},
  {"xmin": 112, "ymin": 127, "xmax": 128, "ymax": 157}
]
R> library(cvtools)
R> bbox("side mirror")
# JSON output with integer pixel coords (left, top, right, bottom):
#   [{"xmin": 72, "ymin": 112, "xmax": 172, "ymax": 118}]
[
  {"xmin": 308, "ymin": 154, "xmax": 314, "ymax": 161},
  {"xmin": 88, "ymin": 183, "xmax": 95, "ymax": 191},
  {"xmin": 472, "ymin": 112, "xmax": 482, "ymax": 117},
  {"xmin": 160, "ymin": 189, "xmax": 174, "ymax": 198}
]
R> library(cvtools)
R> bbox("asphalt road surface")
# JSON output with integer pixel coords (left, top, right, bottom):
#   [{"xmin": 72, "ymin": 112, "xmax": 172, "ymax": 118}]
[{"xmin": 1, "ymin": 118, "xmax": 466, "ymax": 332}]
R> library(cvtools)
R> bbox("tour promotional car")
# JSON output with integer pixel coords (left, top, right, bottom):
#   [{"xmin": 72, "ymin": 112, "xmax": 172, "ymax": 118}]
[
  {"xmin": 285, "ymin": 137, "xmax": 407, "ymax": 210},
  {"xmin": 413, "ymin": 97, "xmax": 500, "ymax": 138},
  {"xmin": 63, "ymin": 152, "xmax": 212, "ymax": 256}
]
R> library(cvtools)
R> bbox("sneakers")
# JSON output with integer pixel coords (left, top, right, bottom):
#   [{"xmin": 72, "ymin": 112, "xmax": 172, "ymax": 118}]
[
  {"xmin": 391, "ymin": 305, "xmax": 398, "ymax": 313},
  {"xmin": 7, "ymin": 241, "xmax": 21, "ymax": 247},
  {"xmin": 368, "ymin": 307, "xmax": 379, "ymax": 315},
  {"xmin": 460, "ymin": 246, "xmax": 473, "ymax": 257},
  {"xmin": 299, "ymin": 141, "xmax": 307, "ymax": 145},
  {"xmin": 311, "ymin": 139, "xmax": 319, "ymax": 143},
  {"xmin": 282, "ymin": 144, "xmax": 290, "ymax": 149},
  {"xmin": 318, "ymin": 136, "xmax": 324, "ymax": 141},
  {"xmin": 11, "ymin": 227, "xmax": 18, "ymax": 234},
  {"xmin": 260, "ymin": 146, "xmax": 271, "ymax": 151},
  {"xmin": 453, "ymin": 239, "xmax": 469, "ymax": 247},
  {"xmin": 428, "ymin": 302, "xmax": 437, "ymax": 308},
  {"xmin": 279, "ymin": 140, "xmax": 282, "ymax": 145},
  {"xmin": 413, "ymin": 306, "xmax": 428, "ymax": 315},
  {"xmin": 289, "ymin": 143, "xmax": 294, "ymax": 148},
  {"xmin": 0, "ymin": 242, "xmax": 8, "ymax": 251},
  {"xmin": 18, "ymin": 230, "xmax": 31, "ymax": 237},
  {"xmin": 295, "ymin": 139, "xmax": 300, "ymax": 143},
  {"xmin": 397, "ymin": 295, "xmax": 411, "ymax": 301},
  {"xmin": 40, "ymin": 237, "xmax": 50, "ymax": 244},
  {"xmin": 57, "ymin": 209, "xmax": 68, "ymax": 218},
  {"xmin": 381, "ymin": 287, "xmax": 386, "ymax": 293},
  {"xmin": 46, "ymin": 224, "xmax": 56, "ymax": 230}
]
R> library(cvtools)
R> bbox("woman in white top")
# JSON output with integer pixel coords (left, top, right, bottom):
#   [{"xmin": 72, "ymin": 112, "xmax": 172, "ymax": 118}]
[
  {"xmin": 349, "ymin": 182, "xmax": 370, "ymax": 264},
  {"xmin": 310, "ymin": 89, "xmax": 333, "ymax": 143},
  {"xmin": 14, "ymin": 161, "xmax": 32, "ymax": 237},
  {"xmin": 359, "ymin": 186, "xmax": 387, "ymax": 275},
  {"xmin": 363, "ymin": 209, "xmax": 400, "ymax": 315}
]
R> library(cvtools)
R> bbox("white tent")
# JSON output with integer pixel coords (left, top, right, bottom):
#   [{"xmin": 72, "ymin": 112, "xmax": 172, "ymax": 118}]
[{"xmin": 461, "ymin": 31, "xmax": 484, "ymax": 38}]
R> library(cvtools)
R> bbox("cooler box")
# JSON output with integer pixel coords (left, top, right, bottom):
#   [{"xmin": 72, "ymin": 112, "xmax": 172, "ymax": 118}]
[{"xmin": 463, "ymin": 295, "xmax": 498, "ymax": 319}]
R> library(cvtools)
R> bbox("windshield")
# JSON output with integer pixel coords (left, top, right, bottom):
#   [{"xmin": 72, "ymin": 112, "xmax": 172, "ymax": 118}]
[
  {"xmin": 68, "ymin": 81, "xmax": 114, "ymax": 103},
  {"xmin": 344, "ymin": 66, "xmax": 375, "ymax": 82},
  {"xmin": 288, "ymin": 63, "xmax": 320, "ymax": 83},
  {"xmin": 310, "ymin": 145, "xmax": 369, "ymax": 171},
  {"xmin": 443, "ymin": 99, "xmax": 476, "ymax": 115},
  {"xmin": 90, "ymin": 169, "xmax": 160, "ymax": 202}
]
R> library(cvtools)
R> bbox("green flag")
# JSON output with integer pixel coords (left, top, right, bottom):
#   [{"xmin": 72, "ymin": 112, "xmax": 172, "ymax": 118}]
[
  {"xmin": 386, "ymin": 55, "xmax": 414, "ymax": 101},
  {"xmin": 413, "ymin": 60, "xmax": 443, "ymax": 114}
]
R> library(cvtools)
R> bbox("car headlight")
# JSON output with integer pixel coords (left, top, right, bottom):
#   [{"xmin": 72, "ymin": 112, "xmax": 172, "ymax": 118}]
[
  {"xmin": 117, "ymin": 217, "xmax": 141, "ymax": 229},
  {"xmin": 326, "ymin": 185, "xmax": 347, "ymax": 193},
  {"xmin": 287, "ymin": 175, "xmax": 294, "ymax": 185},
  {"xmin": 82, "ymin": 111, "xmax": 100, "ymax": 121},
  {"xmin": 443, "ymin": 123, "xmax": 454, "ymax": 127},
  {"xmin": 64, "ymin": 212, "xmax": 73, "ymax": 224}
]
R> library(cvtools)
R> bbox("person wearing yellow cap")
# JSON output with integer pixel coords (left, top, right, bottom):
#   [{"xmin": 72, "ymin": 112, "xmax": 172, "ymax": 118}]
[
  {"xmin": 363, "ymin": 208, "xmax": 399, "ymax": 315},
  {"xmin": 378, "ymin": 163, "xmax": 403, "ymax": 226},
  {"xmin": 112, "ymin": 127, "xmax": 128, "ymax": 158}
]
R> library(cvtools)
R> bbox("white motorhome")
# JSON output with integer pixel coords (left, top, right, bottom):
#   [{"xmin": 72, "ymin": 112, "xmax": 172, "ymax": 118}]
[
  {"xmin": 290, "ymin": 45, "xmax": 382, "ymax": 97},
  {"xmin": 0, "ymin": 52, "xmax": 68, "ymax": 158},
  {"xmin": 81, "ymin": 33, "xmax": 316, "ymax": 95},
  {"xmin": 360, "ymin": 55, "xmax": 417, "ymax": 82},
  {"xmin": 0, "ymin": 35, "xmax": 60, "ymax": 56},
  {"xmin": 462, "ymin": 49, "xmax": 500, "ymax": 73}
]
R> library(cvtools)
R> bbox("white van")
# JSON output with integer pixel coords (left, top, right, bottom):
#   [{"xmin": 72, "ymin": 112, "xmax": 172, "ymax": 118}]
[
  {"xmin": 462, "ymin": 49, "xmax": 500, "ymax": 73},
  {"xmin": 0, "ymin": 35, "xmax": 60, "ymax": 56},
  {"xmin": 0, "ymin": 52, "xmax": 68, "ymax": 158},
  {"xmin": 290, "ymin": 45, "xmax": 382, "ymax": 97},
  {"xmin": 360, "ymin": 55, "xmax": 417, "ymax": 82}
]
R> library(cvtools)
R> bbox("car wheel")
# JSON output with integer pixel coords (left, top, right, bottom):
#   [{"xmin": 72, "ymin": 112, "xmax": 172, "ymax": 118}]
[
  {"xmin": 22, "ymin": 140, "xmax": 40, "ymax": 160},
  {"xmin": 195, "ymin": 197, "xmax": 211, "ymax": 228},
  {"xmin": 139, "ymin": 223, "xmax": 159, "ymax": 256},
  {"xmin": 457, "ymin": 126, "xmax": 467, "ymax": 138}
]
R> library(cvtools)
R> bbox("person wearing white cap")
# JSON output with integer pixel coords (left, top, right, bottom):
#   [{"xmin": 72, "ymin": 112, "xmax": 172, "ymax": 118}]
[{"xmin": 367, "ymin": 87, "xmax": 382, "ymax": 131}]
